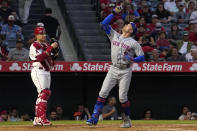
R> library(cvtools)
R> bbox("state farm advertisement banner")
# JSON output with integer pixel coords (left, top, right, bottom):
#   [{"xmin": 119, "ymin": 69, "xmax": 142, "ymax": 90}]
[{"xmin": 0, "ymin": 61, "xmax": 196, "ymax": 72}]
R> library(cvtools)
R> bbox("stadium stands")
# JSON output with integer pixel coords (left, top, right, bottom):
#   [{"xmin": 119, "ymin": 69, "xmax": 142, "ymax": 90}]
[
  {"xmin": 61, "ymin": 0, "xmax": 197, "ymax": 62},
  {"xmin": 63, "ymin": 0, "xmax": 111, "ymax": 61}
]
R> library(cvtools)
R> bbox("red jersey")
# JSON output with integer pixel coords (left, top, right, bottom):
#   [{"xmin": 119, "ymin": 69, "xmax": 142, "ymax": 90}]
[{"xmin": 29, "ymin": 41, "xmax": 54, "ymax": 71}]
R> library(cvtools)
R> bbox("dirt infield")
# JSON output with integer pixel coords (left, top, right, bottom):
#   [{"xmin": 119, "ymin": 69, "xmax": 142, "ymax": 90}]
[{"xmin": 0, "ymin": 123, "xmax": 197, "ymax": 131}]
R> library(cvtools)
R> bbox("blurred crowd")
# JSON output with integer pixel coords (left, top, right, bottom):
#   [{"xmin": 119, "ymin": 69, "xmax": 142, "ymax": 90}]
[
  {"xmin": 99, "ymin": 0, "xmax": 197, "ymax": 62},
  {"xmin": 0, "ymin": 0, "xmax": 60, "ymax": 61},
  {"xmin": 0, "ymin": 97, "xmax": 195, "ymax": 122},
  {"xmin": 0, "ymin": 107, "xmax": 31, "ymax": 122}
]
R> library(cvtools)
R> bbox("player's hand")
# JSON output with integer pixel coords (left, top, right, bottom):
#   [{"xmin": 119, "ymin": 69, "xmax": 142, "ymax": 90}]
[{"xmin": 51, "ymin": 42, "xmax": 58, "ymax": 49}]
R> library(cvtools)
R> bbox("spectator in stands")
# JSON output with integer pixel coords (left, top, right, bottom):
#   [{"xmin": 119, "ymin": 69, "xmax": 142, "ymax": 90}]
[
  {"xmin": 185, "ymin": 0, "xmax": 196, "ymax": 7},
  {"xmin": 56, "ymin": 106, "xmax": 65, "ymax": 120},
  {"xmin": 142, "ymin": 109, "xmax": 154, "ymax": 120},
  {"xmin": 149, "ymin": 48, "xmax": 165, "ymax": 61},
  {"xmin": 138, "ymin": 28, "xmax": 155, "ymax": 47},
  {"xmin": 0, "ymin": 43, "xmax": 8, "ymax": 61},
  {"xmin": 0, "ymin": 0, "xmax": 12, "ymax": 8},
  {"xmin": 0, "ymin": 110, "xmax": 8, "ymax": 121},
  {"xmin": 151, "ymin": 22, "xmax": 167, "ymax": 42},
  {"xmin": 136, "ymin": 16, "xmax": 147, "ymax": 28},
  {"xmin": 173, "ymin": 2, "xmax": 189, "ymax": 24},
  {"xmin": 102, "ymin": 96, "xmax": 118, "ymax": 120},
  {"xmin": 0, "ymin": 15, "xmax": 23, "ymax": 49},
  {"xmin": 186, "ymin": 1, "xmax": 196, "ymax": 17},
  {"xmin": 7, "ymin": 39, "xmax": 29, "ymax": 61},
  {"xmin": 178, "ymin": 106, "xmax": 190, "ymax": 120},
  {"xmin": 147, "ymin": 15, "xmax": 165, "ymax": 34},
  {"xmin": 156, "ymin": 31, "xmax": 170, "ymax": 50},
  {"xmin": 189, "ymin": 23, "xmax": 197, "ymax": 43},
  {"xmin": 140, "ymin": 34, "xmax": 155, "ymax": 53},
  {"xmin": 167, "ymin": 47, "xmax": 185, "ymax": 61},
  {"xmin": 40, "ymin": 8, "xmax": 61, "ymax": 40},
  {"xmin": 101, "ymin": 3, "xmax": 115, "ymax": 20},
  {"xmin": 8, "ymin": 107, "xmax": 20, "ymax": 121},
  {"xmin": 164, "ymin": 0, "xmax": 179, "ymax": 15},
  {"xmin": 184, "ymin": 21, "xmax": 195, "ymax": 32},
  {"xmin": 100, "ymin": 0, "xmax": 109, "ymax": 12},
  {"xmin": 185, "ymin": 45, "xmax": 197, "ymax": 62},
  {"xmin": 112, "ymin": 18, "xmax": 124, "ymax": 33},
  {"xmin": 49, "ymin": 111, "xmax": 57, "ymax": 121},
  {"xmin": 73, "ymin": 105, "xmax": 91, "ymax": 120},
  {"xmin": 125, "ymin": 11, "xmax": 136, "ymax": 23},
  {"xmin": 137, "ymin": 0, "xmax": 151, "ymax": 13},
  {"xmin": 20, "ymin": 113, "xmax": 31, "ymax": 121},
  {"xmin": 0, "ymin": 0, "xmax": 12, "ymax": 23},
  {"xmin": 122, "ymin": 3, "xmax": 140, "ymax": 21},
  {"xmin": 176, "ymin": 31, "xmax": 193, "ymax": 55},
  {"xmin": 159, "ymin": 48, "xmax": 169, "ymax": 60},
  {"xmin": 189, "ymin": 9, "xmax": 197, "ymax": 24},
  {"xmin": 136, "ymin": 24, "xmax": 147, "ymax": 41},
  {"xmin": 18, "ymin": 0, "xmax": 32, "ymax": 24},
  {"xmin": 139, "ymin": 5, "xmax": 152, "ymax": 23},
  {"xmin": 187, "ymin": 45, "xmax": 197, "ymax": 62},
  {"xmin": 11, "ymin": 11, "xmax": 23, "ymax": 27},
  {"xmin": 191, "ymin": 113, "xmax": 197, "ymax": 120},
  {"xmin": 168, "ymin": 23, "xmax": 183, "ymax": 43},
  {"xmin": 184, "ymin": 111, "xmax": 192, "ymax": 120},
  {"xmin": 155, "ymin": 3, "xmax": 171, "ymax": 24}
]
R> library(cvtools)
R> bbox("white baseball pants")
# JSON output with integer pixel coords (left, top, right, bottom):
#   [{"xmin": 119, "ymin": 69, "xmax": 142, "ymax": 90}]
[{"xmin": 31, "ymin": 67, "xmax": 51, "ymax": 94}]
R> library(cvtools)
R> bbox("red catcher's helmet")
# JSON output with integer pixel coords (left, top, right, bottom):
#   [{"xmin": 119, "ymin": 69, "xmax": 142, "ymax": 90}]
[{"xmin": 34, "ymin": 27, "xmax": 46, "ymax": 36}]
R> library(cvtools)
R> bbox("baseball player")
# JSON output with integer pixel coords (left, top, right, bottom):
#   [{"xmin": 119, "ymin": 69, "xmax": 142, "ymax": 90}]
[
  {"xmin": 86, "ymin": 6, "xmax": 144, "ymax": 128},
  {"xmin": 29, "ymin": 26, "xmax": 58, "ymax": 126}
]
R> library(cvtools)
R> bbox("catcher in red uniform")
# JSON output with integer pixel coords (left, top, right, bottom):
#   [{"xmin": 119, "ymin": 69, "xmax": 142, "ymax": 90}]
[{"xmin": 29, "ymin": 26, "xmax": 58, "ymax": 126}]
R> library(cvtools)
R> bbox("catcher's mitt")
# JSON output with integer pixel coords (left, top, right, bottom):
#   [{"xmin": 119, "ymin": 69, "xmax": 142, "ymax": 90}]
[{"xmin": 50, "ymin": 38, "xmax": 59, "ymax": 60}]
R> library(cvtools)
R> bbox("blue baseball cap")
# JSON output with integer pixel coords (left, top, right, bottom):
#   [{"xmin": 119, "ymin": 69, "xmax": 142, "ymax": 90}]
[{"xmin": 130, "ymin": 22, "xmax": 137, "ymax": 35}]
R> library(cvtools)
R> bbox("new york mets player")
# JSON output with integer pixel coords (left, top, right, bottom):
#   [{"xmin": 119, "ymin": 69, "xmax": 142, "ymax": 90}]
[{"xmin": 86, "ymin": 7, "xmax": 144, "ymax": 128}]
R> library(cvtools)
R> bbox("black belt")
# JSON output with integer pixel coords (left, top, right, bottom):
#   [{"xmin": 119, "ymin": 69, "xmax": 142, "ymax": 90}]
[
  {"xmin": 37, "ymin": 67, "xmax": 49, "ymax": 71},
  {"xmin": 112, "ymin": 64, "xmax": 130, "ymax": 70}
]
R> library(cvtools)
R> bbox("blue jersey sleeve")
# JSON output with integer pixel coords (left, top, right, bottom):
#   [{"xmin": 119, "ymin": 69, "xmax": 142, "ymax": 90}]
[
  {"xmin": 134, "ymin": 55, "xmax": 145, "ymax": 62},
  {"xmin": 101, "ymin": 13, "xmax": 114, "ymax": 35}
]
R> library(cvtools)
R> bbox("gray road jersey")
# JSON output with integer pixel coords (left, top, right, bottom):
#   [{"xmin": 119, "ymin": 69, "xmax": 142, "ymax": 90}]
[{"xmin": 107, "ymin": 28, "xmax": 144, "ymax": 65}]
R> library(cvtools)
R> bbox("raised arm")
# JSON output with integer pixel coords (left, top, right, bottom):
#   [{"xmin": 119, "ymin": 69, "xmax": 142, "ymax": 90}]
[
  {"xmin": 101, "ymin": 5, "xmax": 122, "ymax": 35},
  {"xmin": 101, "ymin": 13, "xmax": 114, "ymax": 35}
]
